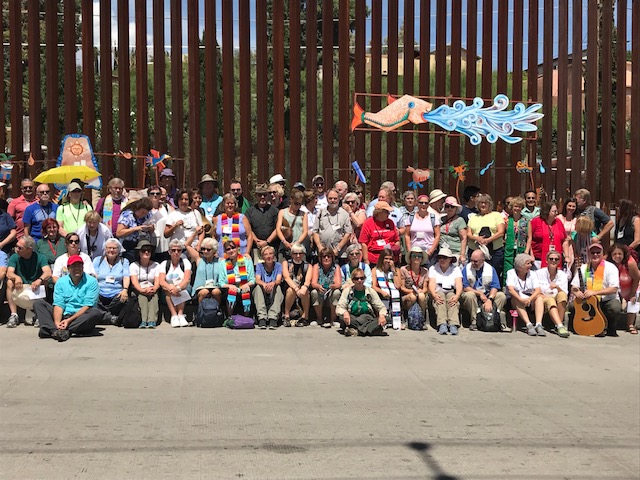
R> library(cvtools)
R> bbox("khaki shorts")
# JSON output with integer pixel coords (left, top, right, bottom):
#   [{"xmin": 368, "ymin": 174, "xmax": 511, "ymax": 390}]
[{"xmin": 543, "ymin": 291, "xmax": 568, "ymax": 312}]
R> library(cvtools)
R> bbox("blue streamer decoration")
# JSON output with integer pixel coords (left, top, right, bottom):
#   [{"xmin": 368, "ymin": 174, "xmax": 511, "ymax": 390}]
[
  {"xmin": 480, "ymin": 160, "xmax": 495, "ymax": 176},
  {"xmin": 352, "ymin": 161, "xmax": 367, "ymax": 183},
  {"xmin": 536, "ymin": 157, "xmax": 546, "ymax": 174}
]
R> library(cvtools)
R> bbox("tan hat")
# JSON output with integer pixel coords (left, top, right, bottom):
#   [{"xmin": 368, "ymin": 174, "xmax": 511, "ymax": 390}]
[
  {"xmin": 68, "ymin": 181, "xmax": 83, "ymax": 192},
  {"xmin": 406, "ymin": 245, "xmax": 428, "ymax": 265},
  {"xmin": 436, "ymin": 247, "xmax": 457, "ymax": 262},
  {"xmin": 429, "ymin": 189, "xmax": 447, "ymax": 204},
  {"xmin": 373, "ymin": 200, "xmax": 394, "ymax": 213},
  {"xmin": 199, "ymin": 174, "xmax": 217, "ymax": 185},
  {"xmin": 255, "ymin": 183, "xmax": 270, "ymax": 195}
]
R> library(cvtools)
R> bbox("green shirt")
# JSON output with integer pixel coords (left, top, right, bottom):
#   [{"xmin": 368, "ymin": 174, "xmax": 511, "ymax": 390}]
[
  {"xmin": 36, "ymin": 237, "xmax": 66, "ymax": 265},
  {"xmin": 56, "ymin": 203, "xmax": 91, "ymax": 233},
  {"xmin": 8, "ymin": 251, "xmax": 49, "ymax": 283}
]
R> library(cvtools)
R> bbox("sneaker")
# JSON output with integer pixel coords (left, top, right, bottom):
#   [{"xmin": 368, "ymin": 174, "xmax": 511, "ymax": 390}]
[
  {"xmin": 322, "ymin": 322, "xmax": 331, "ymax": 328},
  {"xmin": 526, "ymin": 324, "xmax": 537, "ymax": 336},
  {"xmin": 535, "ymin": 324, "xmax": 546, "ymax": 337},
  {"xmin": 57, "ymin": 329, "xmax": 70, "ymax": 342},
  {"xmin": 110, "ymin": 315, "xmax": 119, "ymax": 326},
  {"xmin": 344, "ymin": 327, "xmax": 358, "ymax": 337},
  {"xmin": 147, "ymin": 321, "xmax": 157, "ymax": 329},
  {"xmin": 449, "ymin": 325, "xmax": 459, "ymax": 335},
  {"xmin": 500, "ymin": 324, "xmax": 512, "ymax": 333},
  {"xmin": 170, "ymin": 315, "xmax": 180, "ymax": 328},
  {"xmin": 33, "ymin": 318, "xmax": 39, "ymax": 328},
  {"xmin": 332, "ymin": 321, "xmax": 341, "ymax": 328},
  {"xmin": 6, "ymin": 313, "xmax": 19, "ymax": 328},
  {"xmin": 139, "ymin": 321, "xmax": 148, "ymax": 329},
  {"xmin": 268, "ymin": 318, "xmax": 278, "ymax": 330},
  {"xmin": 258, "ymin": 319, "xmax": 267, "ymax": 329},
  {"xmin": 283, "ymin": 316, "xmax": 292, "ymax": 327},
  {"xmin": 179, "ymin": 315, "xmax": 189, "ymax": 327},
  {"xmin": 556, "ymin": 325, "xmax": 570, "ymax": 338},
  {"xmin": 309, "ymin": 320, "xmax": 318, "ymax": 327},
  {"xmin": 24, "ymin": 310, "xmax": 35, "ymax": 326},
  {"xmin": 469, "ymin": 323, "xmax": 478, "ymax": 331},
  {"xmin": 295, "ymin": 318, "xmax": 306, "ymax": 327},
  {"xmin": 438, "ymin": 324, "xmax": 448, "ymax": 335}
]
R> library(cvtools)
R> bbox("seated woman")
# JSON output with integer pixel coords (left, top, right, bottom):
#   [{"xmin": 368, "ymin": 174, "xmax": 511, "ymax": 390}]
[
  {"xmin": 607, "ymin": 243, "xmax": 640, "ymax": 334},
  {"xmin": 93, "ymin": 238, "xmax": 131, "ymax": 326},
  {"xmin": 335, "ymin": 268, "xmax": 388, "ymax": 337},
  {"xmin": 129, "ymin": 239, "xmax": 161, "ymax": 328},
  {"xmin": 371, "ymin": 248, "xmax": 402, "ymax": 329},
  {"xmin": 398, "ymin": 246, "xmax": 430, "ymax": 330},
  {"xmin": 281, "ymin": 242, "xmax": 312, "ymax": 327},
  {"xmin": 191, "ymin": 237, "xmax": 222, "ymax": 304},
  {"xmin": 310, "ymin": 247, "xmax": 342, "ymax": 328},
  {"xmin": 159, "ymin": 239, "xmax": 193, "ymax": 328},
  {"xmin": 214, "ymin": 239, "xmax": 255, "ymax": 317},
  {"xmin": 252, "ymin": 245, "xmax": 284, "ymax": 329},
  {"xmin": 77, "ymin": 211, "xmax": 113, "ymax": 260},
  {"xmin": 52, "ymin": 232, "xmax": 96, "ymax": 283},
  {"xmin": 0, "ymin": 206, "xmax": 16, "ymax": 254},
  {"xmin": 36, "ymin": 218, "xmax": 66, "ymax": 267},
  {"xmin": 506, "ymin": 253, "xmax": 545, "ymax": 336},
  {"xmin": 535, "ymin": 250, "xmax": 570, "ymax": 338},
  {"xmin": 340, "ymin": 244, "xmax": 372, "ymax": 288},
  {"xmin": 428, "ymin": 247, "xmax": 463, "ymax": 335},
  {"xmin": 116, "ymin": 197, "xmax": 154, "ymax": 262}
]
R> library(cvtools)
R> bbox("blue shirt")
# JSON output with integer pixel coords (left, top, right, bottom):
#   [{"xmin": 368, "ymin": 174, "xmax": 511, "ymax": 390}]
[
  {"xmin": 200, "ymin": 195, "xmax": 223, "ymax": 222},
  {"xmin": 23, "ymin": 202, "xmax": 58, "ymax": 240},
  {"xmin": 93, "ymin": 256, "xmax": 130, "ymax": 298},
  {"xmin": 53, "ymin": 273, "xmax": 99, "ymax": 317},
  {"xmin": 0, "ymin": 250, "xmax": 7, "ymax": 268},
  {"xmin": 256, "ymin": 262, "xmax": 282, "ymax": 283},
  {"xmin": 461, "ymin": 263, "xmax": 501, "ymax": 293}
]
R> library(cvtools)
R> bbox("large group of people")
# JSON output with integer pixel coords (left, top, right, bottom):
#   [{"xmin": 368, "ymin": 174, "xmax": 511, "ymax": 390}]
[{"xmin": 0, "ymin": 170, "xmax": 638, "ymax": 342}]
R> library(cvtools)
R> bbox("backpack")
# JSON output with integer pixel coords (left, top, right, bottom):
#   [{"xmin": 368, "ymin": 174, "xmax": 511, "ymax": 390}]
[
  {"xmin": 476, "ymin": 301, "xmax": 500, "ymax": 332},
  {"xmin": 223, "ymin": 314, "xmax": 255, "ymax": 329},
  {"xmin": 195, "ymin": 297, "xmax": 225, "ymax": 328},
  {"xmin": 165, "ymin": 258, "xmax": 187, "ymax": 274}
]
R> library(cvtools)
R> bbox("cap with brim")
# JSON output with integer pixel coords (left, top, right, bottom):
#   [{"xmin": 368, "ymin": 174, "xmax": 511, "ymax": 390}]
[
  {"xmin": 67, "ymin": 254, "xmax": 83, "ymax": 266},
  {"xmin": 68, "ymin": 181, "xmax": 83, "ymax": 192},
  {"xmin": 589, "ymin": 243, "xmax": 604, "ymax": 252},
  {"xmin": 444, "ymin": 195, "xmax": 463, "ymax": 215},
  {"xmin": 436, "ymin": 247, "xmax": 457, "ymax": 262},
  {"xmin": 406, "ymin": 246, "xmax": 427, "ymax": 265},
  {"xmin": 160, "ymin": 168, "xmax": 176, "ymax": 178},
  {"xmin": 199, "ymin": 174, "xmax": 217, "ymax": 185},
  {"xmin": 135, "ymin": 239, "xmax": 155, "ymax": 250},
  {"xmin": 429, "ymin": 189, "xmax": 447, "ymax": 204},
  {"xmin": 373, "ymin": 201, "xmax": 394, "ymax": 213},
  {"xmin": 312, "ymin": 175, "xmax": 325, "ymax": 184},
  {"xmin": 293, "ymin": 182, "xmax": 306, "ymax": 190},
  {"xmin": 269, "ymin": 174, "xmax": 286, "ymax": 184}
]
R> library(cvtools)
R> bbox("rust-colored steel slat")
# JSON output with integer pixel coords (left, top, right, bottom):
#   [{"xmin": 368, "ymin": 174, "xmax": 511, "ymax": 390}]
[
  {"xmin": 81, "ymin": 0, "xmax": 95, "ymax": 146},
  {"xmin": 387, "ymin": 0, "xmax": 398, "ymax": 185},
  {"xmin": 448, "ymin": 2, "xmax": 462, "ymax": 194},
  {"xmin": 321, "ymin": 0, "xmax": 333, "ymax": 179},
  {"xmin": 480, "ymin": 0, "xmax": 493, "ymax": 195},
  {"xmin": 239, "ymin": 0, "xmax": 251, "ymax": 186},
  {"xmin": 418, "ymin": 0, "xmax": 431, "ymax": 177},
  {"xmin": 511, "ymin": 0, "xmax": 524, "ymax": 195},
  {"xmin": 402, "ymin": 0, "xmax": 415, "ymax": 189},
  {"xmin": 496, "ymin": 0, "xmax": 508, "ymax": 201},
  {"xmin": 187, "ymin": 0, "xmax": 201, "ymax": 186},
  {"xmin": 464, "ymin": 0, "xmax": 478, "ymax": 176},
  {"xmin": 354, "ymin": 0, "xmax": 367, "ymax": 185},
  {"xmin": 615, "ymin": 0, "xmax": 628, "ymax": 198},
  {"xmin": 272, "ymin": 0, "xmax": 285, "ymax": 180},
  {"xmin": 44, "ymin": 0, "xmax": 58, "ymax": 166},
  {"xmin": 542, "ymin": 0, "xmax": 554, "ymax": 198},
  {"xmin": 64, "ymin": 0, "xmax": 77, "ymax": 131},
  {"xmin": 153, "ymin": 0, "xmax": 167, "ymax": 155},
  {"xmin": 338, "ymin": 0, "xmax": 350, "ymax": 184},
  {"xmin": 305, "ymin": 0, "xmax": 318, "ymax": 186},
  {"xmin": 136, "ymin": 0, "xmax": 149, "ymax": 186},
  {"xmin": 570, "ymin": 0, "xmax": 582, "ymax": 193},
  {"xmin": 117, "ymin": 0, "xmax": 132, "ymax": 186},
  {"xmin": 221, "ymin": 0, "xmax": 234, "ymax": 189},
  {"xmin": 555, "ymin": 0, "xmax": 569, "ymax": 200},
  {"xmin": 527, "ymin": 0, "xmax": 539, "ymax": 196},
  {"xmin": 27, "ymin": 0, "xmax": 42, "ymax": 177},
  {"xmin": 599, "ymin": 0, "xmax": 613, "ymax": 203},
  {"xmin": 289, "ymin": 0, "xmax": 302, "ymax": 184},
  {"xmin": 255, "ymin": 0, "xmax": 268, "ymax": 181},
  {"xmin": 631, "ymin": 0, "xmax": 640, "ymax": 199},
  {"xmin": 585, "ymin": 0, "xmax": 598, "ymax": 196},
  {"xmin": 435, "ymin": 0, "xmax": 447, "ymax": 187},
  {"xmin": 0, "ymin": 2, "xmax": 4, "ymax": 152},
  {"xmin": 370, "ymin": 0, "xmax": 382, "ymax": 191},
  {"xmin": 100, "ymin": 0, "xmax": 114, "ymax": 181},
  {"xmin": 170, "ymin": 0, "xmax": 184, "ymax": 163},
  {"xmin": 8, "ymin": 0, "xmax": 23, "ymax": 184}
]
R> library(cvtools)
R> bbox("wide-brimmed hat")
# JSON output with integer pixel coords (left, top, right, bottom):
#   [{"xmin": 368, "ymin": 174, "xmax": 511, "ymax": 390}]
[
  {"xmin": 406, "ymin": 246, "xmax": 428, "ymax": 265},
  {"xmin": 436, "ymin": 247, "xmax": 457, "ymax": 262},
  {"xmin": 269, "ymin": 174, "xmax": 286, "ymax": 184},
  {"xmin": 135, "ymin": 239, "xmax": 155, "ymax": 251},
  {"xmin": 429, "ymin": 189, "xmax": 447, "ymax": 204},
  {"xmin": 373, "ymin": 200, "xmax": 394, "ymax": 213},
  {"xmin": 199, "ymin": 173, "xmax": 217, "ymax": 185},
  {"xmin": 160, "ymin": 168, "xmax": 176, "ymax": 178},
  {"xmin": 255, "ymin": 183, "xmax": 270, "ymax": 195},
  {"xmin": 443, "ymin": 196, "xmax": 463, "ymax": 215}
]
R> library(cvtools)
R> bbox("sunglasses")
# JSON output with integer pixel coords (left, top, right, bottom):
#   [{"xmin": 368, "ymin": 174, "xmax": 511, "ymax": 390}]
[
  {"xmin": 349, "ymin": 252, "xmax": 361, "ymax": 256},
  {"xmin": 345, "ymin": 200, "xmax": 356, "ymax": 204},
  {"xmin": 149, "ymin": 192, "xmax": 161, "ymax": 196},
  {"xmin": 258, "ymin": 193, "xmax": 268, "ymax": 197},
  {"xmin": 590, "ymin": 250, "xmax": 602, "ymax": 255},
  {"xmin": 314, "ymin": 182, "xmax": 324, "ymax": 186},
  {"xmin": 22, "ymin": 186, "xmax": 34, "ymax": 190},
  {"xmin": 410, "ymin": 253, "xmax": 423, "ymax": 258},
  {"xmin": 201, "ymin": 247, "xmax": 213, "ymax": 252},
  {"xmin": 444, "ymin": 204, "xmax": 456, "ymax": 208},
  {"xmin": 67, "ymin": 239, "xmax": 80, "ymax": 244},
  {"xmin": 548, "ymin": 257, "xmax": 560, "ymax": 262},
  {"xmin": 225, "ymin": 246, "xmax": 237, "ymax": 252},
  {"xmin": 352, "ymin": 276, "xmax": 365, "ymax": 281},
  {"xmin": 38, "ymin": 190, "xmax": 51, "ymax": 194},
  {"xmin": 269, "ymin": 191, "xmax": 277, "ymax": 195},
  {"xmin": 170, "ymin": 249, "xmax": 182, "ymax": 253},
  {"xmin": 230, "ymin": 188, "xmax": 242, "ymax": 193},
  {"xmin": 292, "ymin": 252, "xmax": 304, "ymax": 255},
  {"xmin": 321, "ymin": 254, "xmax": 333, "ymax": 258},
  {"xmin": 418, "ymin": 201, "xmax": 429, "ymax": 205}
]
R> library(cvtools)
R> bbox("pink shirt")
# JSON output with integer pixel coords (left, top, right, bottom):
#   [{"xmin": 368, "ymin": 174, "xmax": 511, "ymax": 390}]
[{"xmin": 7, "ymin": 195, "xmax": 37, "ymax": 239}]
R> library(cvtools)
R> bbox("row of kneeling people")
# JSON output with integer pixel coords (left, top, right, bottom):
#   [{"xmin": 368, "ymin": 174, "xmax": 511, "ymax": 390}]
[{"xmin": 1, "ymin": 235, "xmax": 632, "ymax": 340}]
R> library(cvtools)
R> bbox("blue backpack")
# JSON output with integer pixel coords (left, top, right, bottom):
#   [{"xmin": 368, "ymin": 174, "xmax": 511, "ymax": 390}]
[{"xmin": 195, "ymin": 297, "xmax": 225, "ymax": 328}]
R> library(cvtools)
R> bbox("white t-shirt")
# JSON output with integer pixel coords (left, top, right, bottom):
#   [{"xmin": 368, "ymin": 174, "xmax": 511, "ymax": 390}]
[
  {"xmin": 53, "ymin": 252, "xmax": 96, "ymax": 279},
  {"xmin": 428, "ymin": 264, "xmax": 462, "ymax": 292},
  {"xmin": 536, "ymin": 268, "xmax": 568, "ymax": 296},
  {"xmin": 505, "ymin": 269, "xmax": 540, "ymax": 299},
  {"xmin": 130, "ymin": 261, "xmax": 161, "ymax": 289},
  {"xmin": 77, "ymin": 223, "xmax": 113, "ymax": 260},
  {"xmin": 160, "ymin": 257, "xmax": 192, "ymax": 286},
  {"xmin": 166, "ymin": 209, "xmax": 203, "ymax": 247},
  {"xmin": 570, "ymin": 261, "xmax": 620, "ymax": 302},
  {"xmin": 149, "ymin": 205, "xmax": 172, "ymax": 253}
]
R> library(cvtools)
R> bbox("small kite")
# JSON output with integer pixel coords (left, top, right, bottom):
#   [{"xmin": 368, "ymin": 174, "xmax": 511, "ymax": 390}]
[{"xmin": 406, "ymin": 166, "xmax": 430, "ymax": 190}]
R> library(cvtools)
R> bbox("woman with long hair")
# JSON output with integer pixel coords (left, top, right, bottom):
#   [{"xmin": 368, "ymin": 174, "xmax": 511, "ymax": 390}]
[
  {"xmin": 567, "ymin": 216, "xmax": 597, "ymax": 275},
  {"xmin": 310, "ymin": 247, "xmax": 342, "ymax": 328},
  {"xmin": 614, "ymin": 199, "xmax": 640, "ymax": 257},
  {"xmin": 276, "ymin": 190, "xmax": 308, "ymax": 261},
  {"xmin": 371, "ymin": 248, "xmax": 401, "ymax": 327},
  {"xmin": 607, "ymin": 243, "xmax": 640, "ymax": 334},
  {"xmin": 557, "ymin": 197, "xmax": 578, "ymax": 236},
  {"xmin": 165, "ymin": 189, "xmax": 205, "ymax": 251},
  {"xmin": 404, "ymin": 194, "xmax": 440, "ymax": 262}
]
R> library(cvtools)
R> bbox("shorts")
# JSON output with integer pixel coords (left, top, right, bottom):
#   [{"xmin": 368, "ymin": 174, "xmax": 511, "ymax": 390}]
[{"xmin": 543, "ymin": 291, "xmax": 568, "ymax": 312}]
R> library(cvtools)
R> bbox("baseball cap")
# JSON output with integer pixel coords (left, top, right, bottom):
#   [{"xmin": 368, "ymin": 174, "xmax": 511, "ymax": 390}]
[{"xmin": 67, "ymin": 255, "xmax": 83, "ymax": 266}]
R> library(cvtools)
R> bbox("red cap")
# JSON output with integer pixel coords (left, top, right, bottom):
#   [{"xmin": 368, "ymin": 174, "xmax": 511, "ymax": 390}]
[{"xmin": 67, "ymin": 255, "xmax": 83, "ymax": 266}]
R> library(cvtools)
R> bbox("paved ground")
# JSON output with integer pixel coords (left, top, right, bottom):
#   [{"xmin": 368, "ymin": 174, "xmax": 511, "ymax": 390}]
[{"xmin": 1, "ymin": 323, "xmax": 639, "ymax": 480}]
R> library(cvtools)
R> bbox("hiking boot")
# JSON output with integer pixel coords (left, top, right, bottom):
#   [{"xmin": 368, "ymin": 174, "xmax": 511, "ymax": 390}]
[
  {"xmin": 258, "ymin": 319, "xmax": 267, "ymax": 329},
  {"xmin": 526, "ymin": 324, "xmax": 537, "ymax": 336},
  {"xmin": 6, "ymin": 313, "xmax": 19, "ymax": 328},
  {"xmin": 535, "ymin": 324, "xmax": 546, "ymax": 337},
  {"xmin": 57, "ymin": 329, "xmax": 70, "ymax": 342},
  {"xmin": 556, "ymin": 325, "xmax": 570, "ymax": 338},
  {"xmin": 268, "ymin": 318, "xmax": 278, "ymax": 330}
]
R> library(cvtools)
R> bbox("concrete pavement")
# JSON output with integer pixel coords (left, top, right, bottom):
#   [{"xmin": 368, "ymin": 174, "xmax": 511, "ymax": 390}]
[{"xmin": 1, "ymin": 324, "xmax": 639, "ymax": 479}]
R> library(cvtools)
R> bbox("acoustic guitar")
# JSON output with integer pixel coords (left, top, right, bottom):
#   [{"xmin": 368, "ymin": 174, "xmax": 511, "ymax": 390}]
[{"xmin": 573, "ymin": 258, "xmax": 607, "ymax": 336}]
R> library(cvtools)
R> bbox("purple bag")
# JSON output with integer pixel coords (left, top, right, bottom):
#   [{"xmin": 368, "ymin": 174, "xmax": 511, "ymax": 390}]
[{"xmin": 228, "ymin": 314, "xmax": 255, "ymax": 329}]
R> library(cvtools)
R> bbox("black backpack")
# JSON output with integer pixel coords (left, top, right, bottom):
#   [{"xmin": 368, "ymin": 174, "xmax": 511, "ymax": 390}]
[
  {"xmin": 476, "ymin": 301, "xmax": 500, "ymax": 332},
  {"xmin": 195, "ymin": 297, "xmax": 225, "ymax": 328}
]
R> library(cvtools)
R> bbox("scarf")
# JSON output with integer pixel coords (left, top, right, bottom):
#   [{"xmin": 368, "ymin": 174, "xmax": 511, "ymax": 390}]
[
  {"xmin": 226, "ymin": 254, "xmax": 251, "ymax": 312},
  {"xmin": 103, "ymin": 194, "xmax": 127, "ymax": 229},
  {"xmin": 375, "ymin": 269, "xmax": 401, "ymax": 322},
  {"xmin": 221, "ymin": 213, "xmax": 241, "ymax": 247},
  {"xmin": 584, "ymin": 261, "xmax": 605, "ymax": 298}
]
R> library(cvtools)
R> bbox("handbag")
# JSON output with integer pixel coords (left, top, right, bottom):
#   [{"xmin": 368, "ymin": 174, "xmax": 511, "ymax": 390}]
[{"xmin": 224, "ymin": 314, "xmax": 255, "ymax": 329}]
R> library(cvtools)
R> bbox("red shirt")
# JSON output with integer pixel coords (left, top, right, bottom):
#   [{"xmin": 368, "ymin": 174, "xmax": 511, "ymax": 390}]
[
  {"xmin": 359, "ymin": 216, "xmax": 400, "ymax": 265},
  {"xmin": 530, "ymin": 217, "xmax": 566, "ymax": 267},
  {"xmin": 7, "ymin": 195, "xmax": 37, "ymax": 239}
]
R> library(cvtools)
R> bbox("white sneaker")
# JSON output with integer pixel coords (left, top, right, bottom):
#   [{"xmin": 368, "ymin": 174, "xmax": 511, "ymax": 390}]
[
  {"xmin": 24, "ymin": 310, "xmax": 35, "ymax": 326},
  {"xmin": 6, "ymin": 313, "xmax": 19, "ymax": 328},
  {"xmin": 179, "ymin": 315, "xmax": 189, "ymax": 327},
  {"xmin": 332, "ymin": 321, "xmax": 341, "ymax": 328},
  {"xmin": 170, "ymin": 315, "xmax": 180, "ymax": 328}
]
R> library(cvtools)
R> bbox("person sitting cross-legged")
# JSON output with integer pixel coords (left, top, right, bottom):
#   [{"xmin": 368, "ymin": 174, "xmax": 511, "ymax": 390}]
[
  {"xmin": 460, "ymin": 248, "xmax": 509, "ymax": 332},
  {"xmin": 335, "ymin": 268, "xmax": 388, "ymax": 337},
  {"xmin": 33, "ymin": 255, "xmax": 102, "ymax": 342}
]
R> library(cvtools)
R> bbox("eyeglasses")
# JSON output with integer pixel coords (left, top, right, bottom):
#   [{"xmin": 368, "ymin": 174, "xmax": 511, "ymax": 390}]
[
  {"xmin": 225, "ymin": 245, "xmax": 237, "ymax": 252},
  {"xmin": 344, "ymin": 200, "xmax": 356, "ymax": 204},
  {"xmin": 269, "ymin": 191, "xmax": 276, "ymax": 195},
  {"xmin": 170, "ymin": 249, "xmax": 182, "ymax": 253},
  {"xmin": 67, "ymin": 239, "xmax": 80, "ymax": 244},
  {"xmin": 321, "ymin": 254, "xmax": 333, "ymax": 258},
  {"xmin": 149, "ymin": 192, "xmax": 161, "ymax": 196},
  {"xmin": 548, "ymin": 258, "xmax": 560, "ymax": 262},
  {"xmin": 349, "ymin": 252, "xmax": 361, "ymax": 257},
  {"xmin": 590, "ymin": 251, "xmax": 602, "ymax": 256},
  {"xmin": 140, "ymin": 248, "xmax": 153, "ymax": 253},
  {"xmin": 292, "ymin": 252, "xmax": 304, "ymax": 255},
  {"xmin": 201, "ymin": 247, "xmax": 212, "ymax": 252},
  {"xmin": 352, "ymin": 276, "xmax": 365, "ymax": 281},
  {"xmin": 38, "ymin": 190, "xmax": 50, "ymax": 194}
]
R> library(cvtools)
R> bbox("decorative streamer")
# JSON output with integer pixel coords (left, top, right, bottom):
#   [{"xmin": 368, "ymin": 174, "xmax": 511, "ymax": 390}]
[
  {"xmin": 351, "ymin": 161, "xmax": 366, "ymax": 183},
  {"xmin": 536, "ymin": 157, "xmax": 546, "ymax": 174},
  {"xmin": 480, "ymin": 159, "xmax": 495, "ymax": 175},
  {"xmin": 449, "ymin": 162, "xmax": 468, "ymax": 200}
]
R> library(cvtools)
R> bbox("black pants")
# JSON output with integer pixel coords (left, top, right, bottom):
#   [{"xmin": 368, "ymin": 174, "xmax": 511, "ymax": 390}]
[
  {"xmin": 343, "ymin": 313, "xmax": 384, "ymax": 336},
  {"xmin": 98, "ymin": 295, "xmax": 128, "ymax": 325},
  {"xmin": 33, "ymin": 300, "xmax": 101, "ymax": 337}
]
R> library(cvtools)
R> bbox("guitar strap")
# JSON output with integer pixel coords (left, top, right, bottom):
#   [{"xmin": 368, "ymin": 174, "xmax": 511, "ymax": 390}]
[{"xmin": 584, "ymin": 261, "xmax": 605, "ymax": 298}]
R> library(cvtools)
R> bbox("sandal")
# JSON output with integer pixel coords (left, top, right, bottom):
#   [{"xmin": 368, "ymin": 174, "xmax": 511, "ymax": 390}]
[
  {"xmin": 283, "ymin": 315, "xmax": 291, "ymax": 327},
  {"xmin": 628, "ymin": 325, "xmax": 638, "ymax": 335}
]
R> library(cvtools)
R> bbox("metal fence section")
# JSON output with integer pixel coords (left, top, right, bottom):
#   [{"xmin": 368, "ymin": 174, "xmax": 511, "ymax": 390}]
[{"xmin": 1, "ymin": 0, "xmax": 638, "ymax": 205}]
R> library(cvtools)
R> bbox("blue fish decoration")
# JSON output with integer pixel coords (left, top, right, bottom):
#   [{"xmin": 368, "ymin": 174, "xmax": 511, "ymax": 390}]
[{"xmin": 480, "ymin": 160, "xmax": 495, "ymax": 176}]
